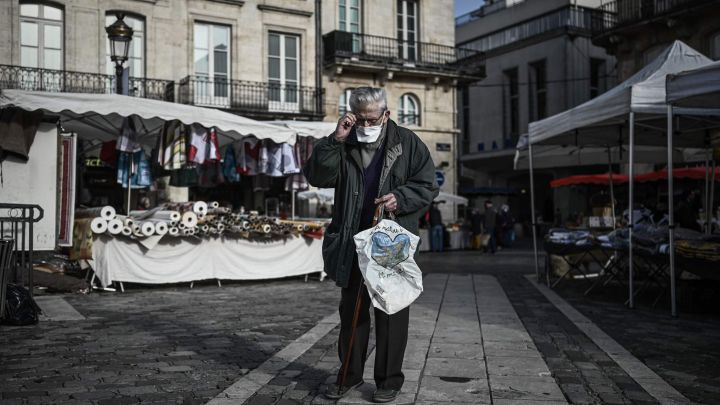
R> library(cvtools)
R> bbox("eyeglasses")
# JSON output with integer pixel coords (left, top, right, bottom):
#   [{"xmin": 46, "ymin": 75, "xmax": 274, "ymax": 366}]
[{"xmin": 354, "ymin": 110, "xmax": 386, "ymax": 127}]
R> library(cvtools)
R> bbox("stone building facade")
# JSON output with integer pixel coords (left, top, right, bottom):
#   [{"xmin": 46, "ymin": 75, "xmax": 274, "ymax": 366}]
[{"xmin": 1, "ymin": 0, "xmax": 479, "ymax": 220}]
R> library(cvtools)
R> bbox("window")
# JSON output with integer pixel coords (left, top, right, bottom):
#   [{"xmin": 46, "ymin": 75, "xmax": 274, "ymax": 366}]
[
  {"xmin": 106, "ymin": 14, "xmax": 145, "ymax": 78},
  {"xmin": 268, "ymin": 32, "xmax": 300, "ymax": 111},
  {"xmin": 20, "ymin": 2, "xmax": 63, "ymax": 69},
  {"xmin": 397, "ymin": 0, "xmax": 418, "ymax": 61},
  {"xmin": 398, "ymin": 93, "xmax": 420, "ymax": 126},
  {"xmin": 503, "ymin": 68, "xmax": 519, "ymax": 143},
  {"xmin": 194, "ymin": 22, "xmax": 230, "ymax": 105},
  {"xmin": 339, "ymin": 0, "xmax": 361, "ymax": 52},
  {"xmin": 590, "ymin": 58, "xmax": 606, "ymax": 98},
  {"xmin": 339, "ymin": 88, "xmax": 353, "ymax": 116},
  {"xmin": 711, "ymin": 32, "xmax": 720, "ymax": 60},
  {"xmin": 528, "ymin": 60, "xmax": 547, "ymax": 121}
]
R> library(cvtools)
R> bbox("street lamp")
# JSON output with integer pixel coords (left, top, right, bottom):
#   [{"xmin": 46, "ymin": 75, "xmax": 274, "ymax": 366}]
[{"xmin": 105, "ymin": 13, "xmax": 134, "ymax": 95}]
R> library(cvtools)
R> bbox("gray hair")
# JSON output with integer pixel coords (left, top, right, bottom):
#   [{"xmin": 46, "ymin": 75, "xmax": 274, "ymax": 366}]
[{"xmin": 349, "ymin": 87, "xmax": 387, "ymax": 112}]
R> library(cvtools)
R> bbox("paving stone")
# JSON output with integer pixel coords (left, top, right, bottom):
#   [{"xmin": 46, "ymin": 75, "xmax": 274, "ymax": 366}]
[
  {"xmin": 416, "ymin": 376, "xmax": 491, "ymax": 403},
  {"xmin": 422, "ymin": 357, "xmax": 485, "ymax": 378}
]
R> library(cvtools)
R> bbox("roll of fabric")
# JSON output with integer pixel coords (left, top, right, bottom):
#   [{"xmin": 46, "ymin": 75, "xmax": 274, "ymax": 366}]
[
  {"xmin": 193, "ymin": 201, "xmax": 208, "ymax": 215},
  {"xmin": 76, "ymin": 206, "xmax": 116, "ymax": 220},
  {"xmin": 91, "ymin": 218, "xmax": 109, "ymax": 234},
  {"xmin": 140, "ymin": 222, "xmax": 155, "ymax": 237},
  {"xmin": 209, "ymin": 201, "xmax": 220, "ymax": 209},
  {"xmin": 107, "ymin": 219, "xmax": 124, "ymax": 235},
  {"xmin": 153, "ymin": 221, "xmax": 169, "ymax": 236},
  {"xmin": 181, "ymin": 212, "xmax": 198, "ymax": 228},
  {"xmin": 121, "ymin": 226, "xmax": 132, "ymax": 236},
  {"xmin": 168, "ymin": 227, "xmax": 180, "ymax": 236}
]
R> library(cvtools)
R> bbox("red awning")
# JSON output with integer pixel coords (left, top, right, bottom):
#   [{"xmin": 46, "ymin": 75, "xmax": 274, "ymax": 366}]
[
  {"xmin": 635, "ymin": 167, "xmax": 720, "ymax": 182},
  {"xmin": 550, "ymin": 173, "xmax": 629, "ymax": 188}
]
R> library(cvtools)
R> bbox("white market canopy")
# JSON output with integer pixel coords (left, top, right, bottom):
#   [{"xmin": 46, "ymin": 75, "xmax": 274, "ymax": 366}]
[
  {"xmin": 513, "ymin": 134, "xmax": 703, "ymax": 170},
  {"xmin": 528, "ymin": 41, "xmax": 720, "ymax": 148},
  {"xmin": 667, "ymin": 60, "xmax": 720, "ymax": 109},
  {"xmin": 297, "ymin": 188, "xmax": 335, "ymax": 204},
  {"xmin": 270, "ymin": 120, "xmax": 337, "ymax": 139},
  {"xmin": 434, "ymin": 192, "xmax": 468, "ymax": 205},
  {"xmin": 0, "ymin": 89, "xmax": 297, "ymax": 145}
]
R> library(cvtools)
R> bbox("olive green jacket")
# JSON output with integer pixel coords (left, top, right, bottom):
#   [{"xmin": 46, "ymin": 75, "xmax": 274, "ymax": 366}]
[{"xmin": 303, "ymin": 119, "xmax": 439, "ymax": 288}]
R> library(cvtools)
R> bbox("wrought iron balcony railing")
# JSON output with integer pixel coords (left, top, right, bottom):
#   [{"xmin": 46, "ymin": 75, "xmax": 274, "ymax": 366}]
[
  {"xmin": 591, "ymin": 0, "xmax": 714, "ymax": 36},
  {"xmin": 177, "ymin": 76, "xmax": 324, "ymax": 119},
  {"xmin": 0, "ymin": 65, "xmax": 174, "ymax": 101},
  {"xmin": 323, "ymin": 30, "xmax": 482, "ymax": 73}
]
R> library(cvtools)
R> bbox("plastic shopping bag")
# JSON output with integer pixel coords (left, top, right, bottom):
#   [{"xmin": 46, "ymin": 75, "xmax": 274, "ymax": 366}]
[{"xmin": 354, "ymin": 218, "xmax": 423, "ymax": 315}]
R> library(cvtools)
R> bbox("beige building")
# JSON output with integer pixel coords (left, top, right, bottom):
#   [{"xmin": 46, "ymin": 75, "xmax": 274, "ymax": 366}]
[{"xmin": 0, "ymin": 0, "xmax": 482, "ymax": 219}]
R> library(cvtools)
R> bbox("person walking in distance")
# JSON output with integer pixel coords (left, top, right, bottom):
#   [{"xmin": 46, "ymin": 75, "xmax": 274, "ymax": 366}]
[
  {"xmin": 303, "ymin": 87, "xmax": 438, "ymax": 402},
  {"xmin": 429, "ymin": 202, "xmax": 444, "ymax": 252},
  {"xmin": 484, "ymin": 200, "xmax": 498, "ymax": 254}
]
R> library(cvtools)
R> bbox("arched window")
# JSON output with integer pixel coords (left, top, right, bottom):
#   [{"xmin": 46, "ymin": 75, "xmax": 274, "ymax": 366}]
[
  {"xmin": 20, "ymin": 2, "xmax": 64, "ymax": 69},
  {"xmin": 106, "ymin": 13, "xmax": 145, "ymax": 78},
  {"xmin": 398, "ymin": 93, "xmax": 420, "ymax": 125},
  {"xmin": 339, "ymin": 88, "xmax": 353, "ymax": 116}
]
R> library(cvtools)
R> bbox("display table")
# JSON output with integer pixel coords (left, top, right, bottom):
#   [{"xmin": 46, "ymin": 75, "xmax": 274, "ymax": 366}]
[
  {"xmin": 92, "ymin": 235, "xmax": 325, "ymax": 288},
  {"xmin": 448, "ymin": 230, "xmax": 469, "ymax": 250}
]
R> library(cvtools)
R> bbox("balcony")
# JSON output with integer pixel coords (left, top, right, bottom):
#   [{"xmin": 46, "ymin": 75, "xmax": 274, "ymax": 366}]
[
  {"xmin": 0, "ymin": 65, "xmax": 174, "ymax": 101},
  {"xmin": 591, "ymin": 0, "xmax": 718, "ymax": 39},
  {"xmin": 323, "ymin": 30, "xmax": 484, "ymax": 79},
  {"xmin": 177, "ymin": 76, "xmax": 324, "ymax": 120}
]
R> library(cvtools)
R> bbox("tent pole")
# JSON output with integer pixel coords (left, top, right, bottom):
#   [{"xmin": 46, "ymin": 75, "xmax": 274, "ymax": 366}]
[
  {"xmin": 607, "ymin": 146, "xmax": 617, "ymax": 229},
  {"xmin": 628, "ymin": 112, "xmax": 635, "ymax": 309},
  {"xmin": 528, "ymin": 141, "xmax": 540, "ymax": 283},
  {"xmin": 711, "ymin": 160, "xmax": 717, "ymax": 234},
  {"xmin": 292, "ymin": 190, "xmax": 296, "ymax": 220},
  {"xmin": 126, "ymin": 152, "xmax": 133, "ymax": 215},
  {"xmin": 705, "ymin": 149, "xmax": 711, "ymax": 235},
  {"xmin": 667, "ymin": 105, "xmax": 677, "ymax": 317}
]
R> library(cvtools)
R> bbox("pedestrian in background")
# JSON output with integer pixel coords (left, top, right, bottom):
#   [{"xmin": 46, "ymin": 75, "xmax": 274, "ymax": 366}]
[
  {"xmin": 499, "ymin": 204, "xmax": 515, "ymax": 247},
  {"xmin": 471, "ymin": 208, "xmax": 483, "ymax": 250},
  {"xmin": 429, "ymin": 202, "xmax": 443, "ymax": 252},
  {"xmin": 484, "ymin": 200, "xmax": 498, "ymax": 254},
  {"xmin": 304, "ymin": 87, "xmax": 438, "ymax": 403}
]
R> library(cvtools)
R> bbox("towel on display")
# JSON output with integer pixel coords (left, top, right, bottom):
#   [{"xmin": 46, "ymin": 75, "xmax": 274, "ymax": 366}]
[
  {"xmin": 157, "ymin": 120, "xmax": 187, "ymax": 170},
  {"xmin": 116, "ymin": 116, "xmax": 142, "ymax": 153},
  {"xmin": 237, "ymin": 137, "xmax": 260, "ymax": 176},
  {"xmin": 117, "ymin": 149, "xmax": 152, "ymax": 188},
  {"xmin": 222, "ymin": 146, "xmax": 241, "ymax": 183}
]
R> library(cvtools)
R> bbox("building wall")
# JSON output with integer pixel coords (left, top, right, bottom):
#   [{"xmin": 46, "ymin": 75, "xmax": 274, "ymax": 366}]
[{"xmin": 1, "ymin": 0, "xmax": 318, "ymax": 87}]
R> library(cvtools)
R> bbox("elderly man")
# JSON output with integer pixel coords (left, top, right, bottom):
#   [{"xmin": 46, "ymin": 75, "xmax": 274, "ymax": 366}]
[{"xmin": 304, "ymin": 87, "xmax": 438, "ymax": 402}]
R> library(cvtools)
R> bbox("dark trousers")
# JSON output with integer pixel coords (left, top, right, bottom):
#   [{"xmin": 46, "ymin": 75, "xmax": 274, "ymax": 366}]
[{"xmin": 337, "ymin": 258, "xmax": 410, "ymax": 390}]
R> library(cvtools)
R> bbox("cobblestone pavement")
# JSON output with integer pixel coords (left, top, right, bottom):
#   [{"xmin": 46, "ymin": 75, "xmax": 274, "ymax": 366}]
[{"xmin": 2, "ymin": 248, "xmax": 718, "ymax": 404}]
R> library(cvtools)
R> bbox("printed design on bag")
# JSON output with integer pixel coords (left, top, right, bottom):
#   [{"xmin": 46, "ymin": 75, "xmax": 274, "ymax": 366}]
[{"xmin": 371, "ymin": 232, "xmax": 411, "ymax": 269}]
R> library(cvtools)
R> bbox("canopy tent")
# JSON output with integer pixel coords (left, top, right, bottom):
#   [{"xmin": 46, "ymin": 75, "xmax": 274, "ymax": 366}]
[
  {"xmin": 297, "ymin": 188, "xmax": 335, "ymax": 204},
  {"xmin": 524, "ymin": 41, "xmax": 720, "ymax": 316},
  {"xmin": 434, "ymin": 192, "xmax": 468, "ymax": 205},
  {"xmin": 550, "ymin": 173, "xmax": 629, "ymax": 188},
  {"xmin": 269, "ymin": 120, "xmax": 336, "ymax": 140},
  {"xmin": 667, "ymin": 60, "xmax": 720, "ymax": 108},
  {"xmin": 635, "ymin": 167, "xmax": 720, "ymax": 183},
  {"xmin": 0, "ymin": 90, "xmax": 298, "ymax": 146}
]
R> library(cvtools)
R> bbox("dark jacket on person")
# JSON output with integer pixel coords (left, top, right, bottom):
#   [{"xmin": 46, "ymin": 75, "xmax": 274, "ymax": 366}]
[
  {"xmin": 429, "ymin": 206, "xmax": 442, "ymax": 227},
  {"xmin": 303, "ymin": 119, "xmax": 439, "ymax": 288},
  {"xmin": 484, "ymin": 207, "xmax": 497, "ymax": 230}
]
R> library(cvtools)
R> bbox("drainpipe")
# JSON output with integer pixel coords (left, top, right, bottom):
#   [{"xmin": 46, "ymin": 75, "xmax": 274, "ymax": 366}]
[{"xmin": 315, "ymin": 0, "xmax": 323, "ymax": 118}]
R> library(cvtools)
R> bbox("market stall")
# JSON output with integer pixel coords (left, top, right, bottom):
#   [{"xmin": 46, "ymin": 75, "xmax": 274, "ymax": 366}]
[
  {"xmin": 524, "ymin": 41, "xmax": 720, "ymax": 315},
  {"xmin": 0, "ymin": 89, "xmax": 329, "ymax": 288}
]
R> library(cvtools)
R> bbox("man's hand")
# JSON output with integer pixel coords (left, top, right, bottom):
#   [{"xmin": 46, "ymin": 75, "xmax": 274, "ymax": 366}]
[
  {"xmin": 375, "ymin": 193, "xmax": 398, "ymax": 212},
  {"xmin": 335, "ymin": 112, "xmax": 356, "ymax": 142}
]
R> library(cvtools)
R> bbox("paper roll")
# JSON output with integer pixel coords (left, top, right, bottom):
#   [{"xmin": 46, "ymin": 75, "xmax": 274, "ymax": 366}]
[
  {"xmin": 140, "ymin": 222, "xmax": 155, "ymax": 237},
  {"xmin": 181, "ymin": 211, "xmax": 198, "ymax": 228},
  {"xmin": 90, "ymin": 218, "xmax": 108, "ymax": 234},
  {"xmin": 209, "ymin": 201, "xmax": 220, "ymax": 209},
  {"xmin": 262, "ymin": 224, "xmax": 271, "ymax": 234},
  {"xmin": 193, "ymin": 201, "xmax": 208, "ymax": 215},
  {"xmin": 154, "ymin": 221, "xmax": 168, "ymax": 236},
  {"xmin": 201, "ymin": 225, "xmax": 210, "ymax": 232},
  {"xmin": 217, "ymin": 224, "xmax": 225, "ymax": 232},
  {"xmin": 178, "ymin": 222, "xmax": 187, "ymax": 230},
  {"xmin": 168, "ymin": 227, "xmax": 179, "ymax": 236},
  {"xmin": 107, "ymin": 219, "xmax": 124, "ymax": 235},
  {"xmin": 76, "ymin": 206, "xmax": 116, "ymax": 220},
  {"xmin": 121, "ymin": 226, "xmax": 132, "ymax": 236}
]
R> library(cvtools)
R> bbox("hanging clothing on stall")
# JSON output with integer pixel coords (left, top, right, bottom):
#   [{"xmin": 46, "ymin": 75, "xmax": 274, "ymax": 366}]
[
  {"xmin": 117, "ymin": 149, "xmax": 152, "ymax": 188},
  {"xmin": 222, "ymin": 146, "xmax": 241, "ymax": 183},
  {"xmin": 262, "ymin": 141, "xmax": 285, "ymax": 177},
  {"xmin": 284, "ymin": 136, "xmax": 314, "ymax": 191},
  {"xmin": 188, "ymin": 125, "xmax": 221, "ymax": 164},
  {"xmin": 99, "ymin": 140, "xmax": 118, "ymax": 167},
  {"xmin": 281, "ymin": 143, "xmax": 300, "ymax": 175},
  {"xmin": 237, "ymin": 137, "xmax": 260, "ymax": 176},
  {"xmin": 116, "ymin": 116, "xmax": 142, "ymax": 153},
  {"xmin": 157, "ymin": 120, "xmax": 187, "ymax": 170}
]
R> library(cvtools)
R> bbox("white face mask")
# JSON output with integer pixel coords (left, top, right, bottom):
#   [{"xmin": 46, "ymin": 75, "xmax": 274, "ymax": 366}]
[{"xmin": 356, "ymin": 123, "xmax": 383, "ymax": 143}]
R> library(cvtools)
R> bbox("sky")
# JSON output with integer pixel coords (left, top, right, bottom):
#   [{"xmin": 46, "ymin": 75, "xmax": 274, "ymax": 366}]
[{"xmin": 455, "ymin": 0, "xmax": 485, "ymax": 17}]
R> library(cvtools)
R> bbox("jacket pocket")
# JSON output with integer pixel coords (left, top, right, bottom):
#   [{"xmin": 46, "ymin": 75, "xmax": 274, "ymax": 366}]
[{"xmin": 321, "ymin": 232, "xmax": 342, "ymax": 279}]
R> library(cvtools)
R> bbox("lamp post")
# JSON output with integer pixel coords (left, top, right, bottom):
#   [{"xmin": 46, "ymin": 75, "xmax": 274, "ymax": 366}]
[{"xmin": 105, "ymin": 13, "xmax": 134, "ymax": 95}]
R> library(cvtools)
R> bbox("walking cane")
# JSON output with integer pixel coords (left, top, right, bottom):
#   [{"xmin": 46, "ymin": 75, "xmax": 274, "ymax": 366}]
[{"xmin": 337, "ymin": 204, "xmax": 385, "ymax": 394}]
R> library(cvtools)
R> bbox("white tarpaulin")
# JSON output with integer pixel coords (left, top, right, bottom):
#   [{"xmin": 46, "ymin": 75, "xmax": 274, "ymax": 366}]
[
  {"xmin": 434, "ymin": 192, "xmax": 468, "ymax": 205},
  {"xmin": 513, "ymin": 134, "xmax": 702, "ymax": 170},
  {"xmin": 297, "ymin": 188, "xmax": 335, "ymax": 204},
  {"xmin": 270, "ymin": 120, "xmax": 337, "ymax": 139},
  {"xmin": 0, "ymin": 89, "xmax": 297, "ymax": 145},
  {"xmin": 528, "ymin": 41, "xmax": 720, "ymax": 147},
  {"xmin": 91, "ymin": 235, "xmax": 324, "ymax": 287},
  {"xmin": 667, "ymin": 60, "xmax": 720, "ymax": 108}
]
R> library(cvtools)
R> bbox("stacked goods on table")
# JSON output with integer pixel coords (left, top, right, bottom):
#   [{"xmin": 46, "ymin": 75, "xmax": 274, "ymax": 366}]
[
  {"xmin": 74, "ymin": 202, "xmax": 326, "ymax": 243},
  {"xmin": 545, "ymin": 229, "xmax": 595, "ymax": 248}
]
